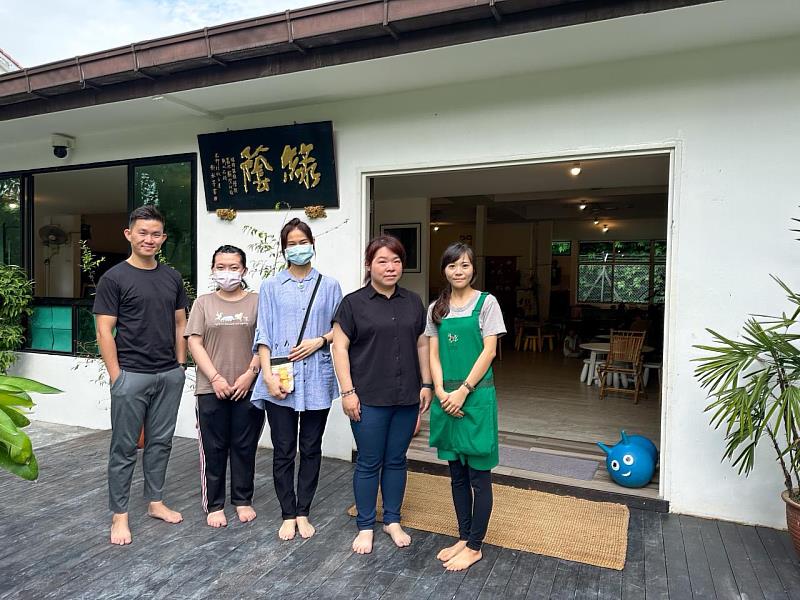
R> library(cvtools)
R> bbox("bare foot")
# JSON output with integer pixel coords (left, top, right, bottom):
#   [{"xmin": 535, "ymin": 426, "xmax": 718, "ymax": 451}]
[
  {"xmin": 207, "ymin": 509, "xmax": 227, "ymax": 528},
  {"xmin": 147, "ymin": 501, "xmax": 183, "ymax": 524},
  {"xmin": 236, "ymin": 506, "xmax": 257, "ymax": 523},
  {"xmin": 110, "ymin": 513, "xmax": 132, "ymax": 545},
  {"xmin": 383, "ymin": 523, "xmax": 412, "ymax": 548},
  {"xmin": 437, "ymin": 540, "xmax": 467, "ymax": 561},
  {"xmin": 279, "ymin": 519, "xmax": 297, "ymax": 540},
  {"xmin": 352, "ymin": 530, "xmax": 374, "ymax": 554},
  {"xmin": 443, "ymin": 547, "xmax": 482, "ymax": 571},
  {"xmin": 296, "ymin": 516, "xmax": 316, "ymax": 538}
]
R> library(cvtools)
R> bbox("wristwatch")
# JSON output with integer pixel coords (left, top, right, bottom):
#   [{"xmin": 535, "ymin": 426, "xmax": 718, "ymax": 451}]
[
  {"xmin": 179, "ymin": 362, "xmax": 188, "ymax": 370},
  {"xmin": 319, "ymin": 336, "xmax": 329, "ymax": 349},
  {"xmin": 421, "ymin": 383, "xmax": 434, "ymax": 390}
]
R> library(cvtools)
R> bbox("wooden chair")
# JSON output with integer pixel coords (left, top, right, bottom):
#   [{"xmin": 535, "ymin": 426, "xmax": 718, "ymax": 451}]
[{"xmin": 596, "ymin": 330, "xmax": 646, "ymax": 403}]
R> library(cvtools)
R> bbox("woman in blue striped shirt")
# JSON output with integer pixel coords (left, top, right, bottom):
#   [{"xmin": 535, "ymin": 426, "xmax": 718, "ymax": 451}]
[{"xmin": 252, "ymin": 218, "xmax": 343, "ymax": 541}]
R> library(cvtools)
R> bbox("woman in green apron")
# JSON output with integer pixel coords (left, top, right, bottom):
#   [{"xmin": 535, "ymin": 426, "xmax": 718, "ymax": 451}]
[{"xmin": 426, "ymin": 242, "xmax": 506, "ymax": 571}]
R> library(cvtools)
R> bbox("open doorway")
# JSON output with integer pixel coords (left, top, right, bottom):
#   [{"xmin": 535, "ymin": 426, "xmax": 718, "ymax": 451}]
[{"xmin": 370, "ymin": 153, "xmax": 670, "ymax": 502}]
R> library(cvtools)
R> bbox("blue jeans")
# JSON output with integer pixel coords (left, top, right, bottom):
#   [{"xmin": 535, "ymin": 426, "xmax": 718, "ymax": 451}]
[{"xmin": 350, "ymin": 403, "xmax": 418, "ymax": 530}]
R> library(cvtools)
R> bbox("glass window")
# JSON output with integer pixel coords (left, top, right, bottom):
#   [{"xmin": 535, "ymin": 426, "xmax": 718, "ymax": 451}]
[
  {"xmin": 133, "ymin": 162, "xmax": 194, "ymax": 286},
  {"xmin": 0, "ymin": 177, "xmax": 22, "ymax": 266},
  {"xmin": 551, "ymin": 240, "xmax": 572, "ymax": 256},
  {"xmin": 577, "ymin": 239, "xmax": 667, "ymax": 305}
]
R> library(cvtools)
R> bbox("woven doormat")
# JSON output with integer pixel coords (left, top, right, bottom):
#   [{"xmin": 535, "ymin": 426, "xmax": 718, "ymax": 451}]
[{"xmin": 347, "ymin": 471, "xmax": 629, "ymax": 570}]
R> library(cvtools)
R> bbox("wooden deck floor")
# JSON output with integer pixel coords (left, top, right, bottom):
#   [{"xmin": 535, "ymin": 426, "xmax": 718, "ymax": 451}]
[{"xmin": 1, "ymin": 426, "xmax": 799, "ymax": 600}]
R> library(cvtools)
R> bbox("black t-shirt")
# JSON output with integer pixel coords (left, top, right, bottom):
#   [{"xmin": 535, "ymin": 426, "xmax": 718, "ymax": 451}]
[
  {"xmin": 93, "ymin": 261, "xmax": 189, "ymax": 373},
  {"xmin": 333, "ymin": 284, "xmax": 425, "ymax": 407}
]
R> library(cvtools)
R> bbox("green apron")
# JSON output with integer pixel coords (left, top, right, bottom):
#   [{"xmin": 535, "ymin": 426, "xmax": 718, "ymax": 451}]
[{"xmin": 429, "ymin": 292, "xmax": 499, "ymax": 470}]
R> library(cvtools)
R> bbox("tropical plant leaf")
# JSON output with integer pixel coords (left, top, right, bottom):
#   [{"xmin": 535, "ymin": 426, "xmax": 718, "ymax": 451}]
[
  {"xmin": 0, "ymin": 375, "xmax": 61, "ymax": 394},
  {"xmin": 0, "ymin": 391, "xmax": 33, "ymax": 409},
  {"xmin": 0, "ymin": 408, "xmax": 32, "ymax": 463},
  {"xmin": 0, "ymin": 443, "xmax": 37, "ymax": 480},
  {"xmin": 0, "ymin": 404, "xmax": 30, "ymax": 427}
]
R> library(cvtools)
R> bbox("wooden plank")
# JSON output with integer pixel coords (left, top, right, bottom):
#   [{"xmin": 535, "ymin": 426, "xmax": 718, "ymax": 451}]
[
  {"xmin": 717, "ymin": 520, "xmax": 765, "ymax": 600},
  {"xmin": 621, "ymin": 509, "xmax": 644, "ymax": 600},
  {"xmin": 737, "ymin": 524, "xmax": 789, "ymax": 600},
  {"xmin": 659, "ymin": 513, "xmax": 692, "ymax": 599},
  {"xmin": 502, "ymin": 550, "xmax": 538, "ymax": 600},
  {"xmin": 696, "ymin": 517, "xmax": 740, "ymax": 600},
  {"xmin": 523, "ymin": 555, "xmax": 559, "ymax": 599},
  {"xmin": 596, "ymin": 566, "xmax": 622, "ymax": 600},
  {"xmin": 641, "ymin": 509, "xmax": 668, "ymax": 600},
  {"xmin": 757, "ymin": 526, "xmax": 800, "ymax": 600},
  {"xmin": 34, "ymin": 452, "xmax": 352, "ymax": 599},
  {"xmin": 476, "ymin": 548, "xmax": 522, "ymax": 600},
  {"xmin": 679, "ymin": 515, "xmax": 715, "ymax": 599},
  {"xmin": 573, "ymin": 563, "xmax": 600, "ymax": 600},
  {"xmin": 547, "ymin": 560, "xmax": 580, "ymax": 600}
]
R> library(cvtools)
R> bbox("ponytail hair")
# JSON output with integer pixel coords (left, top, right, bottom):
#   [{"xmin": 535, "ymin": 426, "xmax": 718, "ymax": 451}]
[{"xmin": 431, "ymin": 242, "xmax": 477, "ymax": 325}]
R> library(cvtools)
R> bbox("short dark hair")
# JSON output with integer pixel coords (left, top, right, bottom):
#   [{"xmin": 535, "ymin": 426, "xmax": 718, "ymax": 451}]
[
  {"xmin": 279, "ymin": 218, "xmax": 315, "ymax": 254},
  {"xmin": 128, "ymin": 204, "xmax": 165, "ymax": 229},
  {"xmin": 211, "ymin": 244, "xmax": 247, "ymax": 269},
  {"xmin": 363, "ymin": 235, "xmax": 406, "ymax": 283}
]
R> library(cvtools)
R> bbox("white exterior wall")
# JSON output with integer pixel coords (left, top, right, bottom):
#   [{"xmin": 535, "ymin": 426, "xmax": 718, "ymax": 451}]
[{"xmin": 4, "ymin": 33, "xmax": 800, "ymax": 527}]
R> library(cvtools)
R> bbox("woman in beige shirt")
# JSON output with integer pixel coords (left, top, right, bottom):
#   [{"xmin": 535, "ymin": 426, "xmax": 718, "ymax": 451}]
[{"xmin": 185, "ymin": 245, "xmax": 262, "ymax": 528}]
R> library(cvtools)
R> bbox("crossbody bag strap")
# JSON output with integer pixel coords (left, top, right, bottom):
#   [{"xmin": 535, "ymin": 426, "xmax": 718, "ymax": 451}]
[{"xmin": 295, "ymin": 275, "xmax": 323, "ymax": 346}]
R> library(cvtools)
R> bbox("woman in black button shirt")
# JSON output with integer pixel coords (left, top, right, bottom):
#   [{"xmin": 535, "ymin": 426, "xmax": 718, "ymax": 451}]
[{"xmin": 332, "ymin": 235, "xmax": 433, "ymax": 555}]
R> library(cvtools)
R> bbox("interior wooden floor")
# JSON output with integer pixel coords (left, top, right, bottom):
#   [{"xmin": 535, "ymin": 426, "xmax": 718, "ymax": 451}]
[{"xmin": 411, "ymin": 348, "xmax": 662, "ymax": 500}]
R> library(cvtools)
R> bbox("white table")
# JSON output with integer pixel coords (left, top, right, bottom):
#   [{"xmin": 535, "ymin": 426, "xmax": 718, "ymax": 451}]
[{"xmin": 579, "ymin": 342, "xmax": 655, "ymax": 386}]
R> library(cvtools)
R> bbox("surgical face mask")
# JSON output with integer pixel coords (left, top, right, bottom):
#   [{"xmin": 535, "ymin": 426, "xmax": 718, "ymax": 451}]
[
  {"xmin": 285, "ymin": 244, "xmax": 315, "ymax": 266},
  {"xmin": 212, "ymin": 270, "xmax": 243, "ymax": 292}
]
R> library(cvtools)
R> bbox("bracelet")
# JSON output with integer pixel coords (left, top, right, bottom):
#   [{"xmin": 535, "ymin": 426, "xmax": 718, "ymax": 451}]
[
  {"xmin": 421, "ymin": 383, "xmax": 434, "ymax": 390},
  {"xmin": 341, "ymin": 388, "xmax": 356, "ymax": 397},
  {"xmin": 210, "ymin": 373, "xmax": 221, "ymax": 383},
  {"xmin": 462, "ymin": 381, "xmax": 476, "ymax": 393},
  {"xmin": 251, "ymin": 365, "xmax": 259, "ymax": 375}
]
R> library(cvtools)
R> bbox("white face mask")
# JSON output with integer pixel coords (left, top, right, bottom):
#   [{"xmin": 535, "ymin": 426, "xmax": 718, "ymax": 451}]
[{"xmin": 212, "ymin": 270, "xmax": 243, "ymax": 292}]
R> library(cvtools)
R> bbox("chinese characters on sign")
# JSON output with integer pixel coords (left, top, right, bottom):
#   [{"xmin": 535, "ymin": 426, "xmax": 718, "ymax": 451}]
[{"xmin": 198, "ymin": 121, "xmax": 338, "ymax": 211}]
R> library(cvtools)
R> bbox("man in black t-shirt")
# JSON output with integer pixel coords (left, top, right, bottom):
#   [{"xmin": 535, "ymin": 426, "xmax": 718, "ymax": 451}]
[{"xmin": 93, "ymin": 205, "xmax": 188, "ymax": 545}]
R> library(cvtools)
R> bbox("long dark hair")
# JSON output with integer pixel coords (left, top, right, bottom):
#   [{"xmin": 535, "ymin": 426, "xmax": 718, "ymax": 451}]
[
  {"xmin": 211, "ymin": 244, "xmax": 248, "ymax": 289},
  {"xmin": 431, "ymin": 242, "xmax": 477, "ymax": 325},
  {"xmin": 363, "ymin": 235, "xmax": 406, "ymax": 283}
]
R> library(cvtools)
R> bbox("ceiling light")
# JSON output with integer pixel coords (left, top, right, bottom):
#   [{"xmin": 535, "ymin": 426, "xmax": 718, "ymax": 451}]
[
  {"xmin": 433, "ymin": 225, "xmax": 440, "ymax": 232},
  {"xmin": 579, "ymin": 203, "xmax": 587, "ymax": 211},
  {"xmin": 602, "ymin": 224, "xmax": 609, "ymax": 233},
  {"xmin": 152, "ymin": 95, "xmax": 165, "ymax": 101},
  {"xmin": 593, "ymin": 218, "xmax": 599, "ymax": 225},
  {"xmin": 7, "ymin": 202, "xmax": 18, "ymax": 210},
  {"xmin": 570, "ymin": 163, "xmax": 582, "ymax": 177}
]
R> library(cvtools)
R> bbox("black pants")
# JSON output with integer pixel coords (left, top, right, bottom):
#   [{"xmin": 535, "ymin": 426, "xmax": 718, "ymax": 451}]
[
  {"xmin": 197, "ymin": 393, "xmax": 265, "ymax": 513},
  {"xmin": 265, "ymin": 402, "xmax": 330, "ymax": 520},
  {"xmin": 449, "ymin": 461, "xmax": 493, "ymax": 551}
]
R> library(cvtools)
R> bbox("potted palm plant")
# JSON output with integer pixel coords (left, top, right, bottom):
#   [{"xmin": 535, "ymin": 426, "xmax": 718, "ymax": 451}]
[{"xmin": 694, "ymin": 274, "xmax": 800, "ymax": 556}]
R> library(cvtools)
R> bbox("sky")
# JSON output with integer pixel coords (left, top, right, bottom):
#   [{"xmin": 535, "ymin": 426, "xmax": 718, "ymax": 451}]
[{"xmin": 0, "ymin": 0, "xmax": 323, "ymax": 68}]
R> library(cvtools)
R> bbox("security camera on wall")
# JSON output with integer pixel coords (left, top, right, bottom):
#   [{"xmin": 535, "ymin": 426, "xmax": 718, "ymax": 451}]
[{"xmin": 51, "ymin": 134, "xmax": 75, "ymax": 159}]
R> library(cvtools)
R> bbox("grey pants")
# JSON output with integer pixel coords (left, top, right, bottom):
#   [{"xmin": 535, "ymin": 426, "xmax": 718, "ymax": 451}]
[{"xmin": 108, "ymin": 367, "xmax": 185, "ymax": 514}]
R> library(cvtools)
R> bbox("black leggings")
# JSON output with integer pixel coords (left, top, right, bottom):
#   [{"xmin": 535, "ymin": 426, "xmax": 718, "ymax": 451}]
[{"xmin": 448, "ymin": 461, "xmax": 493, "ymax": 551}]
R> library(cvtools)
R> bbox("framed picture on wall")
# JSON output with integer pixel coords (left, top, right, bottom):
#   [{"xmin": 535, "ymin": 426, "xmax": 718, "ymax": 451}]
[{"xmin": 380, "ymin": 223, "xmax": 421, "ymax": 273}]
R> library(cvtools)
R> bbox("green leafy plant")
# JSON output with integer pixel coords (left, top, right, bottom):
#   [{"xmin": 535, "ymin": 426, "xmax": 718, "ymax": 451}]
[
  {"xmin": 0, "ymin": 264, "xmax": 34, "ymax": 374},
  {"xmin": 0, "ymin": 375, "xmax": 61, "ymax": 480},
  {"xmin": 694, "ymin": 276, "xmax": 800, "ymax": 501},
  {"xmin": 79, "ymin": 240, "xmax": 105, "ymax": 288}
]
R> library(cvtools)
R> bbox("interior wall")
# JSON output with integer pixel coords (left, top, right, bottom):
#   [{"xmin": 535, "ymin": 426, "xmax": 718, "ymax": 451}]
[
  {"xmin": 372, "ymin": 197, "xmax": 430, "ymax": 303},
  {"xmin": 83, "ymin": 213, "xmax": 129, "ymax": 254}
]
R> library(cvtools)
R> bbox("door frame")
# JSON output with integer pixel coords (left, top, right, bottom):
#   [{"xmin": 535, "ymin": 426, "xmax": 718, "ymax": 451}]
[{"xmin": 358, "ymin": 142, "xmax": 682, "ymax": 501}]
